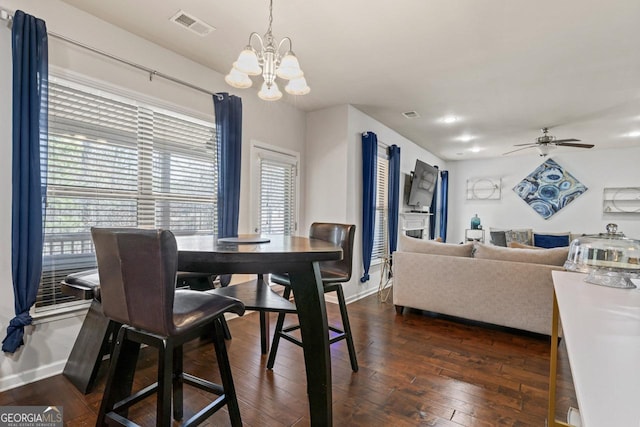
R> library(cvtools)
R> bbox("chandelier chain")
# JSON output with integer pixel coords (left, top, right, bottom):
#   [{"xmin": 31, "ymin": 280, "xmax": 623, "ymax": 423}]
[{"xmin": 267, "ymin": 0, "xmax": 274, "ymax": 38}]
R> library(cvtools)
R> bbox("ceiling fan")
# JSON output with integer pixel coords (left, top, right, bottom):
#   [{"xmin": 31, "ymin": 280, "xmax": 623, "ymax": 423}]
[{"xmin": 503, "ymin": 128, "xmax": 595, "ymax": 157}]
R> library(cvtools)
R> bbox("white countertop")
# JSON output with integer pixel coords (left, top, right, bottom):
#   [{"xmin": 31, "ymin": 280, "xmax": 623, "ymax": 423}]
[{"xmin": 553, "ymin": 270, "xmax": 640, "ymax": 427}]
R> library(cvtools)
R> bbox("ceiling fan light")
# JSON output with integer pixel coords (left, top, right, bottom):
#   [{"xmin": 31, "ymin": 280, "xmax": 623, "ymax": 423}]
[
  {"xmin": 537, "ymin": 144, "xmax": 555, "ymax": 156},
  {"xmin": 285, "ymin": 77, "xmax": 310, "ymax": 95},
  {"xmin": 258, "ymin": 81, "xmax": 283, "ymax": 101},
  {"xmin": 235, "ymin": 48, "xmax": 262, "ymax": 75},
  {"xmin": 225, "ymin": 67, "xmax": 253, "ymax": 89},
  {"xmin": 276, "ymin": 52, "xmax": 303, "ymax": 80}
]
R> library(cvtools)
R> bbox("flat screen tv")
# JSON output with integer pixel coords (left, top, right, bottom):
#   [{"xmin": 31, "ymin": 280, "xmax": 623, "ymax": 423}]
[{"xmin": 408, "ymin": 159, "xmax": 438, "ymax": 210}]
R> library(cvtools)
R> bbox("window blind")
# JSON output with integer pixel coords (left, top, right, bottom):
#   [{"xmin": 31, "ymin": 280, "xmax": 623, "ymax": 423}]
[
  {"xmin": 258, "ymin": 156, "xmax": 297, "ymax": 235},
  {"xmin": 372, "ymin": 153, "xmax": 389, "ymax": 261},
  {"xmin": 38, "ymin": 79, "xmax": 217, "ymax": 309}
]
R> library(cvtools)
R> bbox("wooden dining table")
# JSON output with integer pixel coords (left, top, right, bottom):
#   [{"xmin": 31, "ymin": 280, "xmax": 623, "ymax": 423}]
[{"xmin": 176, "ymin": 234, "xmax": 343, "ymax": 427}]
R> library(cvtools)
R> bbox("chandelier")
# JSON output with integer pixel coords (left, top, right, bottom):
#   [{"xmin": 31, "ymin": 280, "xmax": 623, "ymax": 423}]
[{"xmin": 225, "ymin": 0, "xmax": 310, "ymax": 101}]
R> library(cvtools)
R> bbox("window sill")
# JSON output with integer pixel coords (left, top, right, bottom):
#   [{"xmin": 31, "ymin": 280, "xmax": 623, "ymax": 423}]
[{"xmin": 32, "ymin": 301, "xmax": 91, "ymax": 325}]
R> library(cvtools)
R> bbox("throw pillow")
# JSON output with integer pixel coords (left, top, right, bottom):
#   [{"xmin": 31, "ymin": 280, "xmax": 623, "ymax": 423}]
[
  {"xmin": 504, "ymin": 229, "xmax": 533, "ymax": 246},
  {"xmin": 473, "ymin": 242, "xmax": 568, "ymax": 266},
  {"xmin": 533, "ymin": 232, "xmax": 571, "ymax": 248},
  {"xmin": 398, "ymin": 234, "xmax": 474, "ymax": 257},
  {"xmin": 489, "ymin": 231, "xmax": 507, "ymax": 247}
]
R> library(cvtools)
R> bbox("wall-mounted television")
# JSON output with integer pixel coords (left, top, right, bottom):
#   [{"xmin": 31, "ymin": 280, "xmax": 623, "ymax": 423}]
[{"xmin": 408, "ymin": 159, "xmax": 438, "ymax": 210}]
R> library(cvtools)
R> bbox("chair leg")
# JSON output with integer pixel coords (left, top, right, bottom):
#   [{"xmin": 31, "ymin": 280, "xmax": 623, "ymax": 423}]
[
  {"xmin": 157, "ymin": 339, "xmax": 173, "ymax": 426},
  {"xmin": 212, "ymin": 318, "xmax": 242, "ymax": 427},
  {"xmin": 266, "ymin": 286, "xmax": 292, "ymax": 369},
  {"xmin": 220, "ymin": 316, "xmax": 232, "ymax": 340},
  {"xmin": 62, "ymin": 299, "xmax": 112, "ymax": 394},
  {"xmin": 172, "ymin": 345, "xmax": 184, "ymax": 421},
  {"xmin": 97, "ymin": 327, "xmax": 140, "ymax": 426},
  {"xmin": 335, "ymin": 285, "xmax": 358, "ymax": 372}
]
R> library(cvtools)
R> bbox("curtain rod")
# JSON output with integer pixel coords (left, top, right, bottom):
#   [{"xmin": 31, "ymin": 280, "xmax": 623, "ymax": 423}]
[{"xmin": 0, "ymin": 7, "xmax": 224, "ymax": 99}]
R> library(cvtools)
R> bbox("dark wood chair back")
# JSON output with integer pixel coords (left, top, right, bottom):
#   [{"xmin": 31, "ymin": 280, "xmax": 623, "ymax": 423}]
[
  {"xmin": 310, "ymin": 222, "xmax": 356, "ymax": 283},
  {"xmin": 91, "ymin": 227, "xmax": 179, "ymax": 336}
]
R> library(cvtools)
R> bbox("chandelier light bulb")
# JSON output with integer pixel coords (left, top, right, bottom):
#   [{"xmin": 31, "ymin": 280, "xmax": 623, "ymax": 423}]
[
  {"xmin": 276, "ymin": 52, "xmax": 303, "ymax": 80},
  {"xmin": 285, "ymin": 76, "xmax": 310, "ymax": 95},
  {"xmin": 225, "ymin": 67, "xmax": 253, "ymax": 89},
  {"xmin": 258, "ymin": 81, "xmax": 283, "ymax": 101},
  {"xmin": 234, "ymin": 47, "xmax": 262, "ymax": 75}
]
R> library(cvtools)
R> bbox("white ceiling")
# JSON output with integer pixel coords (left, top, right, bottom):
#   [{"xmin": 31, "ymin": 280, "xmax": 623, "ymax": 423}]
[{"xmin": 60, "ymin": 0, "xmax": 640, "ymax": 160}]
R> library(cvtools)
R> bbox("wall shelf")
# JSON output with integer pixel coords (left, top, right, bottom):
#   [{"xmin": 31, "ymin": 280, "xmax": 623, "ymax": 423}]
[{"xmin": 603, "ymin": 187, "xmax": 640, "ymax": 214}]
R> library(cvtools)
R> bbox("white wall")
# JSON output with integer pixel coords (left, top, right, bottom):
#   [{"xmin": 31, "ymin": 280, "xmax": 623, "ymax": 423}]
[
  {"xmin": 305, "ymin": 105, "xmax": 446, "ymax": 302},
  {"xmin": 448, "ymin": 147, "xmax": 640, "ymax": 244},
  {"xmin": 0, "ymin": 0, "xmax": 306, "ymax": 390}
]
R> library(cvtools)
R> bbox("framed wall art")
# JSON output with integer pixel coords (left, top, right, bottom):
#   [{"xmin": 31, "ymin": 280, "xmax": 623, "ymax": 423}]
[
  {"xmin": 466, "ymin": 177, "xmax": 501, "ymax": 200},
  {"xmin": 513, "ymin": 158, "xmax": 587, "ymax": 219}
]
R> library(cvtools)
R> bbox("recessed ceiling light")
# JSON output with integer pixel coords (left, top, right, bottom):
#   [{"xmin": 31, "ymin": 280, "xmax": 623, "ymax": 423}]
[
  {"xmin": 469, "ymin": 147, "xmax": 482, "ymax": 153},
  {"xmin": 624, "ymin": 131, "xmax": 640, "ymax": 138},
  {"xmin": 456, "ymin": 134, "xmax": 474, "ymax": 142},
  {"xmin": 439, "ymin": 115, "xmax": 458, "ymax": 124}
]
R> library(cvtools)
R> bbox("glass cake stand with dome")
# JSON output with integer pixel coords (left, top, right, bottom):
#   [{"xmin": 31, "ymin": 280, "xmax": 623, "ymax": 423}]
[{"xmin": 564, "ymin": 223, "xmax": 640, "ymax": 289}]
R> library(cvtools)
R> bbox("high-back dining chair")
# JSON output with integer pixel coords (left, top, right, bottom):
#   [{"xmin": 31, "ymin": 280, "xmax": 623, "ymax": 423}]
[
  {"xmin": 266, "ymin": 222, "xmax": 358, "ymax": 372},
  {"xmin": 92, "ymin": 228, "xmax": 245, "ymax": 427}
]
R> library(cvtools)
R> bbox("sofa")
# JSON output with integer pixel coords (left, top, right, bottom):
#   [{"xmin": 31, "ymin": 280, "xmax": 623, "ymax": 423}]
[{"xmin": 393, "ymin": 234, "xmax": 568, "ymax": 336}]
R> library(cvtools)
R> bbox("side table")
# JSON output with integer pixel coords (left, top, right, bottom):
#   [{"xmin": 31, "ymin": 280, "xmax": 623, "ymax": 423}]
[{"xmin": 465, "ymin": 228, "xmax": 485, "ymax": 243}]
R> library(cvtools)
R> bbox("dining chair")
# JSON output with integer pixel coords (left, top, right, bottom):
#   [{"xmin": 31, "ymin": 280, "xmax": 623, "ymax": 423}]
[
  {"xmin": 92, "ymin": 228, "xmax": 245, "ymax": 427},
  {"xmin": 61, "ymin": 270, "xmax": 231, "ymax": 394},
  {"xmin": 266, "ymin": 222, "xmax": 358, "ymax": 372},
  {"xmin": 209, "ymin": 273, "xmax": 296, "ymax": 355}
]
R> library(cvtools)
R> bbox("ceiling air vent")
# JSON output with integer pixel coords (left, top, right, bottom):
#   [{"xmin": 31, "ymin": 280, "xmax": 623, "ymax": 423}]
[
  {"xmin": 170, "ymin": 10, "xmax": 216, "ymax": 36},
  {"xmin": 402, "ymin": 111, "xmax": 420, "ymax": 119}
]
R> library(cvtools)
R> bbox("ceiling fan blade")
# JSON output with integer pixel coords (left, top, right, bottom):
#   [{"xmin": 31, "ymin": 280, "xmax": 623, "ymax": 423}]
[
  {"xmin": 554, "ymin": 142, "xmax": 594, "ymax": 149},
  {"xmin": 553, "ymin": 138, "xmax": 581, "ymax": 143},
  {"xmin": 502, "ymin": 146, "xmax": 536, "ymax": 155},
  {"xmin": 512, "ymin": 143, "xmax": 538, "ymax": 147}
]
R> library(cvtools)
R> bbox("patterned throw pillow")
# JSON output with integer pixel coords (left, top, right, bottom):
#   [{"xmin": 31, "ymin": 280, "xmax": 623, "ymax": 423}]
[{"xmin": 504, "ymin": 229, "xmax": 533, "ymax": 246}]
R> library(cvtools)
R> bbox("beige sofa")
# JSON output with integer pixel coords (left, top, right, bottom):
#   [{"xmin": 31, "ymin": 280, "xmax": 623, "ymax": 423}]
[{"xmin": 393, "ymin": 234, "xmax": 568, "ymax": 336}]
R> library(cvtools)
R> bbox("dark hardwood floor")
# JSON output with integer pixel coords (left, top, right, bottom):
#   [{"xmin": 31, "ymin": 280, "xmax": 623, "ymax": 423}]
[{"xmin": 0, "ymin": 292, "xmax": 577, "ymax": 426}]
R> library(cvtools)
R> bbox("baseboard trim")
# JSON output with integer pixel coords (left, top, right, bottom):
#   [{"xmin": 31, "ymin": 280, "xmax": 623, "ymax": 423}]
[
  {"xmin": 0, "ymin": 360, "xmax": 66, "ymax": 392},
  {"xmin": 325, "ymin": 286, "xmax": 379, "ymax": 305}
]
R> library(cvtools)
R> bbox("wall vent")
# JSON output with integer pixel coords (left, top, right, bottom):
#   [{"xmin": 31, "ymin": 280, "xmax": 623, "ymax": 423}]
[
  {"xmin": 170, "ymin": 10, "xmax": 215, "ymax": 36},
  {"xmin": 402, "ymin": 111, "xmax": 420, "ymax": 119}
]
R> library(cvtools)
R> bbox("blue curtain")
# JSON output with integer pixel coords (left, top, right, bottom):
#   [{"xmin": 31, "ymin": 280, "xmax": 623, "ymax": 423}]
[
  {"xmin": 213, "ymin": 93, "xmax": 242, "ymax": 287},
  {"xmin": 3, "ymin": 10, "xmax": 48, "ymax": 354},
  {"xmin": 439, "ymin": 170, "xmax": 449, "ymax": 242},
  {"xmin": 213, "ymin": 93, "xmax": 242, "ymax": 238},
  {"xmin": 360, "ymin": 132, "xmax": 377, "ymax": 283},
  {"xmin": 428, "ymin": 166, "xmax": 439, "ymax": 240},
  {"xmin": 387, "ymin": 145, "xmax": 400, "ymax": 254}
]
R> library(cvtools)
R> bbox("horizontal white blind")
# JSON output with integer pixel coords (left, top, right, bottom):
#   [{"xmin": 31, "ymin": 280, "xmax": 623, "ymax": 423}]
[
  {"xmin": 39, "ymin": 79, "xmax": 217, "ymax": 309},
  {"xmin": 152, "ymin": 111, "xmax": 217, "ymax": 233},
  {"xmin": 372, "ymin": 153, "xmax": 388, "ymax": 261},
  {"xmin": 259, "ymin": 156, "xmax": 297, "ymax": 235}
]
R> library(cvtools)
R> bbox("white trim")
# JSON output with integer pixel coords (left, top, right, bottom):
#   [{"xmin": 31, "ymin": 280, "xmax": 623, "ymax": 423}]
[
  {"xmin": 324, "ymin": 285, "xmax": 379, "ymax": 305},
  {"xmin": 0, "ymin": 359, "xmax": 66, "ymax": 393},
  {"xmin": 32, "ymin": 302, "xmax": 90, "ymax": 324},
  {"xmin": 249, "ymin": 140, "xmax": 300, "ymax": 235}
]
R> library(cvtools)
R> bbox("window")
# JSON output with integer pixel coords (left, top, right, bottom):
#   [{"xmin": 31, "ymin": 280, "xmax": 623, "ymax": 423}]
[
  {"xmin": 37, "ymin": 78, "xmax": 217, "ymax": 310},
  {"xmin": 251, "ymin": 145, "xmax": 298, "ymax": 236},
  {"xmin": 372, "ymin": 149, "xmax": 389, "ymax": 262}
]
